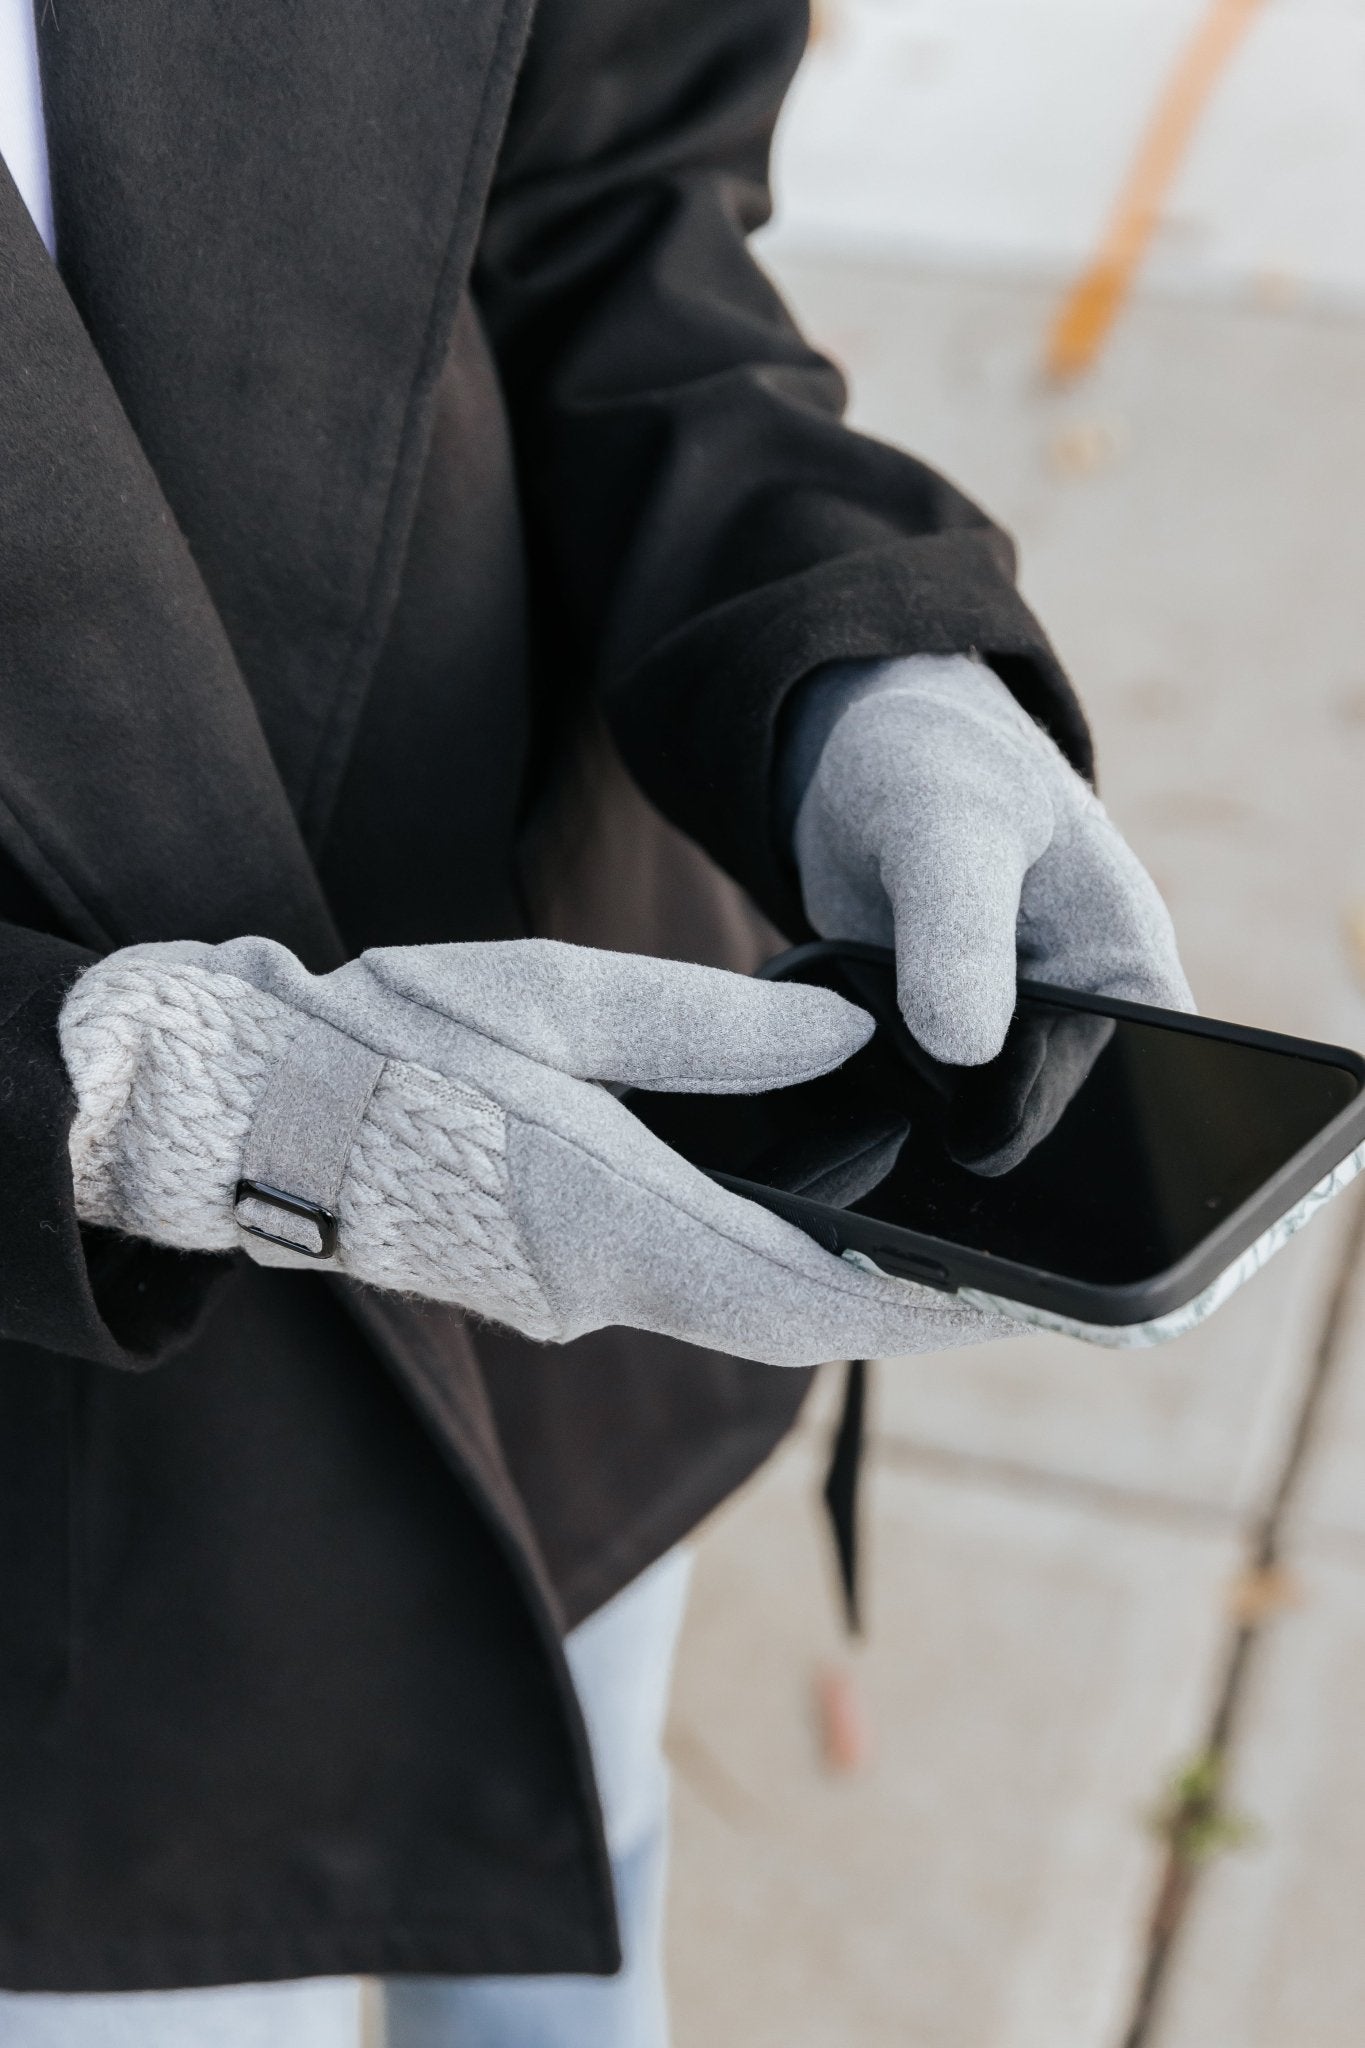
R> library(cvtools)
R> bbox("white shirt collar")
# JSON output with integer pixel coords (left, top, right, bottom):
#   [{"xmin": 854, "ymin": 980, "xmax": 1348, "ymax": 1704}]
[{"xmin": 0, "ymin": 0, "xmax": 55, "ymax": 256}]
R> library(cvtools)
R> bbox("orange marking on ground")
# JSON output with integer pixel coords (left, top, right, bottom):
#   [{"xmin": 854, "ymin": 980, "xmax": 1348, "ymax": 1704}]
[{"xmin": 1046, "ymin": 0, "xmax": 1268, "ymax": 381}]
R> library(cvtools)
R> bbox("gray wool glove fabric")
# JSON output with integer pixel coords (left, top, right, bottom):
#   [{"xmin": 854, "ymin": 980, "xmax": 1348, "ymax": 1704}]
[
  {"xmin": 59, "ymin": 937, "xmax": 1019, "ymax": 1367},
  {"xmin": 789, "ymin": 653, "xmax": 1194, "ymax": 1067}
]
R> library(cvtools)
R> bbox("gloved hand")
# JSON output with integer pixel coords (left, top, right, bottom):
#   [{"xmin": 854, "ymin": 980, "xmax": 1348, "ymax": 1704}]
[
  {"xmin": 59, "ymin": 936, "xmax": 1016, "ymax": 1366},
  {"xmin": 789, "ymin": 653, "xmax": 1194, "ymax": 1066}
]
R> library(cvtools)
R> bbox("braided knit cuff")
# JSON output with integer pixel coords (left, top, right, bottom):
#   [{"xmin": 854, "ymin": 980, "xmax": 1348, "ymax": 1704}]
[
  {"xmin": 60, "ymin": 958, "xmax": 298, "ymax": 1252},
  {"xmin": 58, "ymin": 956, "xmax": 552, "ymax": 1331}
]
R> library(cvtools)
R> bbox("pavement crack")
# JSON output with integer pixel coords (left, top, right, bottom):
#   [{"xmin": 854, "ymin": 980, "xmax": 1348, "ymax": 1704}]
[{"xmin": 1120, "ymin": 1180, "xmax": 1365, "ymax": 2048}]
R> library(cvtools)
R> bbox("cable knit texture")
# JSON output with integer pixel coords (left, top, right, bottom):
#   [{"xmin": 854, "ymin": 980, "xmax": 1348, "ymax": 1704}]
[
  {"xmin": 60, "ymin": 957, "xmax": 551, "ymax": 1330},
  {"xmin": 63, "ymin": 960, "xmax": 293, "ymax": 1246}
]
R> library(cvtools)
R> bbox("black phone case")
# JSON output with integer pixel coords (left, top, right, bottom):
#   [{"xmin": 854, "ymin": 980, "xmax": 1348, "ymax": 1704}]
[{"xmin": 715, "ymin": 942, "xmax": 1365, "ymax": 1328}]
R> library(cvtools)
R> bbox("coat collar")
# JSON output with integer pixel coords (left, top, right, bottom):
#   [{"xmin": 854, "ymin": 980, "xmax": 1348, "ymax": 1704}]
[{"xmin": 13, "ymin": 0, "xmax": 531, "ymax": 932}]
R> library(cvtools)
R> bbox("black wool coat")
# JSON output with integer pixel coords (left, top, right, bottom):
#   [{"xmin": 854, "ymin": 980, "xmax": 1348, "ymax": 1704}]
[{"xmin": 0, "ymin": 0, "xmax": 1088, "ymax": 1993}]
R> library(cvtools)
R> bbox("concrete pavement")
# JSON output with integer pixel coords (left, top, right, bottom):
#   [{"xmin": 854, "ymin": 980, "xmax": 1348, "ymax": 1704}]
[{"xmin": 666, "ymin": 249, "xmax": 1365, "ymax": 2046}]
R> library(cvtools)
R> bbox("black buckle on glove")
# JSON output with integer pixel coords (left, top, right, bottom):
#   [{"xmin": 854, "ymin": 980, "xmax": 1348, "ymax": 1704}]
[{"xmin": 234, "ymin": 1179, "xmax": 339, "ymax": 1260}]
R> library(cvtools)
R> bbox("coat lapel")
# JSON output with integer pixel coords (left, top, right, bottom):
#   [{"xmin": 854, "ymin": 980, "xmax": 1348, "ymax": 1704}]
[
  {"xmin": 1, "ymin": 7, "xmax": 553, "ymax": 1561},
  {"xmin": 0, "ymin": 167, "xmax": 340, "ymax": 964},
  {"xmin": 37, "ymin": 0, "xmax": 534, "ymax": 847}
]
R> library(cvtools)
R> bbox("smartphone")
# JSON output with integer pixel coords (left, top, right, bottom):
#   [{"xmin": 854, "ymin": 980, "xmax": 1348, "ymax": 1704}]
[{"xmin": 625, "ymin": 942, "xmax": 1365, "ymax": 1348}]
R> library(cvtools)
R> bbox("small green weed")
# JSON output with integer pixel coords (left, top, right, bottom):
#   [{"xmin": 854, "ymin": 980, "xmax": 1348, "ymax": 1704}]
[{"xmin": 1148, "ymin": 1749, "xmax": 1259, "ymax": 1870}]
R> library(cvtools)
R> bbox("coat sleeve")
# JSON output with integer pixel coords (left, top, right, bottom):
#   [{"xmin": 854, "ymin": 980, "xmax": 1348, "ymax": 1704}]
[
  {"xmin": 0, "ymin": 921, "xmax": 229, "ymax": 1367},
  {"xmin": 474, "ymin": 0, "xmax": 1091, "ymax": 935}
]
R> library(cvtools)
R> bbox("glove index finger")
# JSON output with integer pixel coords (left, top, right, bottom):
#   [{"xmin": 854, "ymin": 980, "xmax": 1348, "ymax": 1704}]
[
  {"xmin": 882, "ymin": 807, "xmax": 1033, "ymax": 1068},
  {"xmin": 357, "ymin": 938, "xmax": 873, "ymax": 1092},
  {"xmin": 586, "ymin": 961, "xmax": 876, "ymax": 1094}
]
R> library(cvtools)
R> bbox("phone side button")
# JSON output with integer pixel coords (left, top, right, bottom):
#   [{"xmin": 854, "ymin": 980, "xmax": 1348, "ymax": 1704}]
[{"xmin": 868, "ymin": 1246, "xmax": 953, "ymax": 1289}]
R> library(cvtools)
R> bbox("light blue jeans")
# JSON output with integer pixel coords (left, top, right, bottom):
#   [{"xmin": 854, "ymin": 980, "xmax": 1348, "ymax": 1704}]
[{"xmin": 0, "ymin": 1548, "xmax": 692, "ymax": 2048}]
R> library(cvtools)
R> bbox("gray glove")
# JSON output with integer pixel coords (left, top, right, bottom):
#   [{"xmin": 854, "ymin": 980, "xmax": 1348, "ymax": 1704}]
[
  {"xmin": 789, "ymin": 653, "xmax": 1194, "ymax": 1067},
  {"xmin": 59, "ymin": 936, "xmax": 1015, "ymax": 1366}
]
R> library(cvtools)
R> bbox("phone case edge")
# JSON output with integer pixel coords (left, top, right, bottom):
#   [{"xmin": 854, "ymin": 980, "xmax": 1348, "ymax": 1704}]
[{"xmin": 942, "ymin": 1138, "xmax": 1365, "ymax": 1348}]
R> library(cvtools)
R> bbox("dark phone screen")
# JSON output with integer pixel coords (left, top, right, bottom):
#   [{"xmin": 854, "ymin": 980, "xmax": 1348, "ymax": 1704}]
[{"xmin": 628, "ymin": 959, "xmax": 1361, "ymax": 1287}]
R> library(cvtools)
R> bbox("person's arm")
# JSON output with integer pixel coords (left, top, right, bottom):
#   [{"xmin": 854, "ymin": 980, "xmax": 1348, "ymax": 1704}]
[
  {"xmin": 50, "ymin": 934, "xmax": 1021, "ymax": 1369},
  {"xmin": 474, "ymin": 0, "xmax": 1088, "ymax": 937}
]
